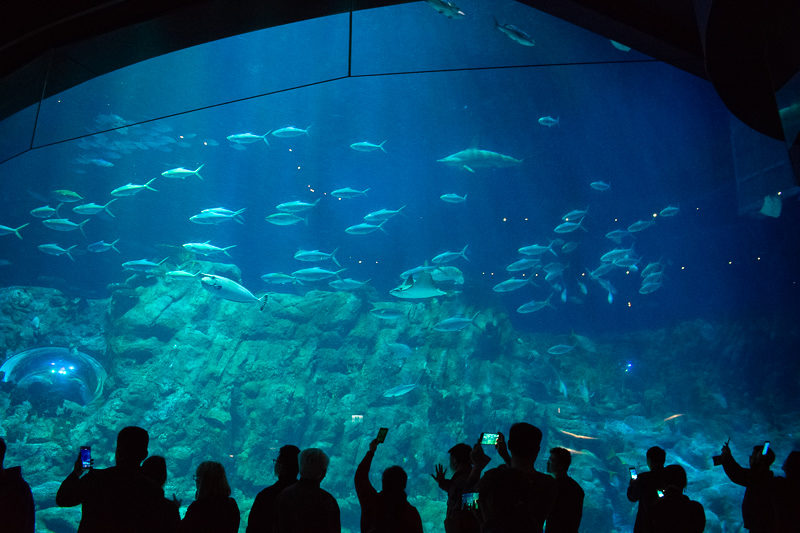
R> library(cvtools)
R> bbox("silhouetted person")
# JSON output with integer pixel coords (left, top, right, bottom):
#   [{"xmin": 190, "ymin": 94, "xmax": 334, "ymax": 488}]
[
  {"xmin": 773, "ymin": 451, "xmax": 800, "ymax": 532},
  {"xmin": 718, "ymin": 442, "xmax": 777, "ymax": 532},
  {"xmin": 276, "ymin": 447, "xmax": 340, "ymax": 533},
  {"xmin": 473, "ymin": 422, "xmax": 557, "ymax": 533},
  {"xmin": 432, "ymin": 442, "xmax": 479, "ymax": 533},
  {"xmin": 247, "ymin": 445, "xmax": 300, "ymax": 533},
  {"xmin": 180, "ymin": 461, "xmax": 240, "ymax": 533},
  {"xmin": 0, "ymin": 436, "xmax": 35, "ymax": 533},
  {"xmin": 545, "ymin": 447, "xmax": 584, "ymax": 533},
  {"xmin": 141, "ymin": 455, "xmax": 181, "ymax": 533},
  {"xmin": 354, "ymin": 435, "xmax": 423, "ymax": 533},
  {"xmin": 56, "ymin": 426, "xmax": 162, "ymax": 533},
  {"xmin": 649, "ymin": 464, "xmax": 705, "ymax": 532},
  {"xmin": 627, "ymin": 445, "xmax": 667, "ymax": 533}
]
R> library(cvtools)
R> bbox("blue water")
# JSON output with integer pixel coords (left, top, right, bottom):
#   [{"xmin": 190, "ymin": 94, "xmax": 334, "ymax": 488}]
[{"xmin": 1, "ymin": 1, "xmax": 800, "ymax": 531}]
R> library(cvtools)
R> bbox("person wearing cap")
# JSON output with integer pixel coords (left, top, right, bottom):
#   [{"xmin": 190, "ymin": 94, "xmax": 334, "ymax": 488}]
[{"xmin": 247, "ymin": 445, "xmax": 300, "ymax": 533}]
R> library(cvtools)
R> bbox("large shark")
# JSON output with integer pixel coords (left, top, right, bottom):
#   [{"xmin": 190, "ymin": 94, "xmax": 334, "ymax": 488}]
[
  {"xmin": 437, "ymin": 148, "xmax": 522, "ymax": 173},
  {"xmin": 390, "ymin": 271, "xmax": 446, "ymax": 299}
]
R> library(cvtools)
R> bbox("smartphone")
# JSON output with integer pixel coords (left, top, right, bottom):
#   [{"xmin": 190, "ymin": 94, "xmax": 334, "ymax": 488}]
[
  {"xmin": 461, "ymin": 491, "xmax": 479, "ymax": 510},
  {"xmin": 80, "ymin": 446, "xmax": 91, "ymax": 468},
  {"xmin": 762, "ymin": 441, "xmax": 770, "ymax": 456},
  {"xmin": 629, "ymin": 467, "xmax": 638, "ymax": 480},
  {"xmin": 657, "ymin": 489, "xmax": 664, "ymax": 498},
  {"xmin": 481, "ymin": 433, "xmax": 500, "ymax": 445},
  {"xmin": 376, "ymin": 427, "xmax": 389, "ymax": 443}
]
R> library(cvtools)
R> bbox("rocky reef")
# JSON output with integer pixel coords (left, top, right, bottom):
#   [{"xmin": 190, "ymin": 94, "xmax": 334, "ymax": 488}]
[{"xmin": 0, "ymin": 267, "xmax": 798, "ymax": 532}]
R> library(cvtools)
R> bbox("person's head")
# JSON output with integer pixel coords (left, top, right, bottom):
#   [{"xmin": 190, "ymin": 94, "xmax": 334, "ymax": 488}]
[
  {"xmin": 141, "ymin": 455, "xmax": 167, "ymax": 488},
  {"xmin": 749, "ymin": 444, "xmax": 776, "ymax": 471},
  {"xmin": 448, "ymin": 443, "xmax": 472, "ymax": 470},
  {"xmin": 115, "ymin": 426, "xmax": 149, "ymax": 467},
  {"xmin": 381, "ymin": 465, "xmax": 408, "ymax": 493},
  {"xmin": 782, "ymin": 451, "xmax": 800, "ymax": 480},
  {"xmin": 275, "ymin": 444, "xmax": 301, "ymax": 480},
  {"xmin": 662, "ymin": 464, "xmax": 687, "ymax": 494},
  {"xmin": 507, "ymin": 422, "xmax": 543, "ymax": 461},
  {"xmin": 546, "ymin": 447, "xmax": 572, "ymax": 476},
  {"xmin": 0, "ymin": 436, "xmax": 6, "ymax": 468},
  {"xmin": 646, "ymin": 446, "xmax": 666, "ymax": 471},
  {"xmin": 299, "ymin": 448, "xmax": 329, "ymax": 482},
  {"xmin": 194, "ymin": 461, "xmax": 231, "ymax": 499}
]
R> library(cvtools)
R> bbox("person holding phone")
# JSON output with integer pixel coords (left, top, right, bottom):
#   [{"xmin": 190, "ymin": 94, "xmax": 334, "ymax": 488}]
[
  {"xmin": 627, "ymin": 446, "xmax": 667, "ymax": 533},
  {"xmin": 354, "ymin": 428, "xmax": 422, "ymax": 533},
  {"xmin": 716, "ymin": 440, "xmax": 778, "ymax": 532}
]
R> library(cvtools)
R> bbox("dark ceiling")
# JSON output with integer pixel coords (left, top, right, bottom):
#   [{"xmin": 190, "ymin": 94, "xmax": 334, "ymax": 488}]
[{"xmin": 0, "ymin": 0, "xmax": 798, "ymax": 139}]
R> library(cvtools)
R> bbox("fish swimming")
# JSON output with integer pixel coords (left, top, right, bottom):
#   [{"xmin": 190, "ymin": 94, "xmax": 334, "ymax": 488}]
[
  {"xmin": 506, "ymin": 258, "xmax": 540, "ymax": 272},
  {"xmin": 350, "ymin": 141, "xmax": 386, "ymax": 153},
  {"xmin": 558, "ymin": 429, "xmax": 598, "ymax": 440},
  {"xmin": 516, "ymin": 294, "xmax": 554, "ymax": 314},
  {"xmin": 425, "ymin": 0, "xmax": 465, "ymax": 18},
  {"xmin": 331, "ymin": 187, "xmax": 370, "ymax": 198},
  {"xmin": 440, "ymin": 193, "xmax": 467, "ymax": 203},
  {"xmin": 627, "ymin": 219, "xmax": 655, "ymax": 232},
  {"xmin": 276, "ymin": 199, "xmax": 320, "ymax": 213},
  {"xmin": 51, "ymin": 190, "xmax": 84, "ymax": 203},
  {"xmin": 518, "ymin": 242, "xmax": 557, "ymax": 257},
  {"xmin": 492, "ymin": 277, "xmax": 531, "ymax": 293},
  {"xmin": 266, "ymin": 213, "xmax": 306, "ymax": 226},
  {"xmin": 190, "ymin": 208, "xmax": 246, "ymax": 225},
  {"xmin": 432, "ymin": 245, "xmax": 469, "ymax": 264},
  {"xmin": 87, "ymin": 239, "xmax": 120, "ymax": 253},
  {"xmin": 182, "ymin": 242, "xmax": 237, "ymax": 257},
  {"xmin": 382, "ymin": 383, "xmax": 417, "ymax": 398},
  {"xmin": 0, "ymin": 223, "xmax": 30, "ymax": 240},
  {"xmin": 364, "ymin": 206, "xmax": 405, "ymax": 223},
  {"xmin": 38, "ymin": 244, "xmax": 77, "ymax": 261},
  {"xmin": 161, "ymin": 164, "xmax": 204, "ymax": 180},
  {"xmin": 72, "ymin": 199, "xmax": 117, "ymax": 217},
  {"xmin": 226, "ymin": 132, "xmax": 270, "ymax": 146},
  {"xmin": 30, "ymin": 205, "xmax": 60, "ymax": 218},
  {"xmin": 390, "ymin": 271, "xmax": 446, "ymax": 299},
  {"xmin": 271, "ymin": 125, "xmax": 311, "ymax": 137},
  {"xmin": 605, "ymin": 229, "xmax": 631, "ymax": 243},
  {"xmin": 590, "ymin": 181, "xmax": 610, "ymax": 191},
  {"xmin": 345, "ymin": 221, "xmax": 386, "ymax": 235},
  {"xmin": 328, "ymin": 278, "xmax": 370, "ymax": 291},
  {"xmin": 122, "ymin": 258, "xmax": 167, "ymax": 273},
  {"xmin": 554, "ymin": 219, "xmax": 586, "ymax": 233},
  {"xmin": 494, "ymin": 17, "xmax": 535, "ymax": 46},
  {"xmin": 111, "ymin": 178, "xmax": 158, "ymax": 197},
  {"xmin": 294, "ymin": 249, "xmax": 340, "ymax": 267},
  {"xmin": 538, "ymin": 116, "xmax": 559, "ymax": 127},
  {"xmin": 291, "ymin": 267, "xmax": 345, "ymax": 282},
  {"xmin": 433, "ymin": 312, "xmax": 479, "ymax": 332},
  {"xmin": 165, "ymin": 270, "xmax": 200, "ymax": 280},
  {"xmin": 547, "ymin": 344, "xmax": 575, "ymax": 355},
  {"xmin": 261, "ymin": 273, "xmax": 302, "ymax": 285},
  {"xmin": 370, "ymin": 306, "xmax": 406, "ymax": 320},
  {"xmin": 659, "ymin": 205, "xmax": 680, "ymax": 217},
  {"xmin": 42, "ymin": 218, "xmax": 88, "ymax": 237},
  {"xmin": 200, "ymin": 273, "xmax": 263, "ymax": 304},
  {"xmin": 437, "ymin": 148, "xmax": 522, "ymax": 173},
  {"xmin": 561, "ymin": 208, "xmax": 588, "ymax": 221}
]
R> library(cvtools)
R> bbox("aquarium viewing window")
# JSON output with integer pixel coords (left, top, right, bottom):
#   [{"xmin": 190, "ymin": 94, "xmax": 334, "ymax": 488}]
[{"xmin": 0, "ymin": 2, "xmax": 798, "ymax": 532}]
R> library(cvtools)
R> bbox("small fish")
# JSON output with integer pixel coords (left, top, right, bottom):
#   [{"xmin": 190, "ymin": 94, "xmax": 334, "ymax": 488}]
[
  {"xmin": 276, "ymin": 199, "xmax": 320, "ymax": 213},
  {"xmin": 641, "ymin": 262, "xmax": 663, "ymax": 278},
  {"xmin": 425, "ymin": 0, "xmax": 464, "ymax": 18},
  {"xmin": 110, "ymin": 178, "xmax": 158, "ymax": 197},
  {"xmin": 492, "ymin": 277, "xmax": 531, "ymax": 293},
  {"xmin": 190, "ymin": 208, "xmax": 246, "ymax": 225},
  {"xmin": 554, "ymin": 219, "xmax": 586, "ymax": 233},
  {"xmin": 604, "ymin": 229, "xmax": 631, "ymax": 243},
  {"xmin": 382, "ymin": 383, "xmax": 417, "ymax": 398},
  {"xmin": 265, "ymin": 213, "xmax": 306, "ymax": 226},
  {"xmin": 518, "ymin": 242, "xmax": 556, "ymax": 257},
  {"xmin": 547, "ymin": 344, "xmax": 575, "ymax": 355},
  {"xmin": 294, "ymin": 248, "xmax": 340, "ymax": 267},
  {"xmin": 345, "ymin": 221, "xmax": 386, "ymax": 235},
  {"xmin": 590, "ymin": 181, "xmax": 610, "ymax": 191},
  {"xmin": 638, "ymin": 282, "xmax": 662, "ymax": 295},
  {"xmin": 165, "ymin": 270, "xmax": 200, "ymax": 280},
  {"xmin": 271, "ymin": 125, "xmax": 310, "ymax": 138},
  {"xmin": 331, "ymin": 187, "xmax": 370, "ymax": 198},
  {"xmin": 0, "ymin": 223, "xmax": 30, "ymax": 240},
  {"xmin": 122, "ymin": 258, "xmax": 167, "ymax": 273},
  {"xmin": 662, "ymin": 413, "xmax": 684, "ymax": 423},
  {"xmin": 30, "ymin": 205, "xmax": 61, "ymax": 219},
  {"xmin": 261, "ymin": 273, "xmax": 302, "ymax": 285},
  {"xmin": 659, "ymin": 205, "xmax": 680, "ymax": 217},
  {"xmin": 516, "ymin": 294, "xmax": 554, "ymax": 314},
  {"xmin": 182, "ymin": 242, "xmax": 237, "ymax": 257},
  {"xmin": 38, "ymin": 244, "xmax": 77, "ymax": 261},
  {"xmin": 200, "ymin": 273, "xmax": 263, "ymax": 304},
  {"xmin": 72, "ymin": 199, "xmax": 117, "ymax": 217},
  {"xmin": 494, "ymin": 17, "xmax": 535, "ymax": 46},
  {"xmin": 561, "ymin": 241, "xmax": 579, "ymax": 254},
  {"xmin": 227, "ymin": 132, "xmax": 270, "ymax": 145},
  {"xmin": 561, "ymin": 208, "xmax": 588, "ymax": 221},
  {"xmin": 440, "ymin": 193, "xmax": 467, "ymax": 203},
  {"xmin": 627, "ymin": 219, "xmax": 655, "ymax": 232},
  {"xmin": 506, "ymin": 258, "xmax": 540, "ymax": 272},
  {"xmin": 600, "ymin": 248, "xmax": 635, "ymax": 263},
  {"xmin": 433, "ymin": 312, "xmax": 479, "ymax": 332},
  {"xmin": 350, "ymin": 141, "xmax": 386, "ymax": 153},
  {"xmin": 364, "ymin": 206, "xmax": 405, "ymax": 223},
  {"xmin": 432, "ymin": 245, "xmax": 469, "ymax": 264},
  {"xmin": 370, "ymin": 307, "xmax": 406, "ymax": 320},
  {"xmin": 588, "ymin": 263, "xmax": 615, "ymax": 279},
  {"xmin": 291, "ymin": 267, "xmax": 345, "ymax": 282},
  {"xmin": 328, "ymin": 278, "xmax": 370, "ymax": 291},
  {"xmin": 558, "ymin": 429, "xmax": 598, "ymax": 440},
  {"xmin": 42, "ymin": 218, "xmax": 88, "ymax": 237},
  {"xmin": 87, "ymin": 239, "xmax": 120, "ymax": 253},
  {"xmin": 161, "ymin": 164, "xmax": 204, "ymax": 180},
  {"xmin": 538, "ymin": 116, "xmax": 559, "ymax": 128},
  {"xmin": 437, "ymin": 148, "xmax": 522, "ymax": 173},
  {"xmin": 51, "ymin": 190, "xmax": 84, "ymax": 203}
]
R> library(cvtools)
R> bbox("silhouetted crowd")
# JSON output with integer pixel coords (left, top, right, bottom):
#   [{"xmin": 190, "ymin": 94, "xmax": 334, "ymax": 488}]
[{"xmin": 1, "ymin": 423, "xmax": 800, "ymax": 532}]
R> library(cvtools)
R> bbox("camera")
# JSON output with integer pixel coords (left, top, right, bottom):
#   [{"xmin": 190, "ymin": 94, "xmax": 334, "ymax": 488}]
[
  {"xmin": 481, "ymin": 433, "xmax": 500, "ymax": 445},
  {"xmin": 376, "ymin": 427, "xmax": 388, "ymax": 443},
  {"xmin": 80, "ymin": 446, "xmax": 91, "ymax": 469},
  {"xmin": 629, "ymin": 467, "xmax": 637, "ymax": 480}
]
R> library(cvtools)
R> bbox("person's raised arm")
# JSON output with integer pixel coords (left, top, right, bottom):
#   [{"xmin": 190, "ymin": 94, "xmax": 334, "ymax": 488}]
[
  {"xmin": 431, "ymin": 463, "xmax": 451, "ymax": 491},
  {"xmin": 355, "ymin": 438, "xmax": 379, "ymax": 501},
  {"xmin": 466, "ymin": 437, "xmax": 492, "ymax": 488},
  {"xmin": 720, "ymin": 442, "xmax": 750, "ymax": 486},
  {"xmin": 56, "ymin": 453, "xmax": 88, "ymax": 507}
]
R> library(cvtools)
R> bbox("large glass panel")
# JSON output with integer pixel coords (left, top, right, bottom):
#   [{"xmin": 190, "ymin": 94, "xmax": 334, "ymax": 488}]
[{"xmin": 1, "ymin": 4, "xmax": 797, "ymax": 533}]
